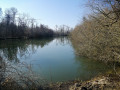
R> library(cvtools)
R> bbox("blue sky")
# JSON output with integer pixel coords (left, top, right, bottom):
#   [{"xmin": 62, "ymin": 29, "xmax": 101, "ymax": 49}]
[{"xmin": 0, "ymin": 0, "xmax": 89, "ymax": 29}]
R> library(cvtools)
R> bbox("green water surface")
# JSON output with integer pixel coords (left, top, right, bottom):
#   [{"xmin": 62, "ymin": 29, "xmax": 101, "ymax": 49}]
[{"xmin": 0, "ymin": 37, "xmax": 111, "ymax": 83}]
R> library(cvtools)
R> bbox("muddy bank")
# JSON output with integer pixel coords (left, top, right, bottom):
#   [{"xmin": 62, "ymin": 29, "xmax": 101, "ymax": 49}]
[{"xmin": 43, "ymin": 74, "xmax": 120, "ymax": 90}]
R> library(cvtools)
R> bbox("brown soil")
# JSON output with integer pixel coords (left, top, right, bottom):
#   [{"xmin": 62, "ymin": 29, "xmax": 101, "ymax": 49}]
[{"xmin": 43, "ymin": 74, "xmax": 120, "ymax": 90}]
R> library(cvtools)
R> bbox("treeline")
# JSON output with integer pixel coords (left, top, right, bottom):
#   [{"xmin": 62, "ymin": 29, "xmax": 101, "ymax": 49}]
[
  {"xmin": 54, "ymin": 25, "xmax": 73, "ymax": 36},
  {"xmin": 71, "ymin": 0, "xmax": 120, "ymax": 62},
  {"xmin": 0, "ymin": 7, "xmax": 71, "ymax": 39}
]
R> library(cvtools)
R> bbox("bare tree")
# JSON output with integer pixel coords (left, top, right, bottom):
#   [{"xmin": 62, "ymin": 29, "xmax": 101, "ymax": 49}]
[{"xmin": 88, "ymin": 0, "xmax": 120, "ymax": 26}]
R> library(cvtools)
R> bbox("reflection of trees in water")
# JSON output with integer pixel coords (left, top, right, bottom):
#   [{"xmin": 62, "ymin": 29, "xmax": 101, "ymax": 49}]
[
  {"xmin": 0, "ymin": 38, "xmax": 53, "ymax": 62},
  {"xmin": 55, "ymin": 37, "xmax": 70, "ymax": 46},
  {"xmin": 0, "ymin": 57, "xmax": 6, "ymax": 83},
  {"xmin": 0, "ymin": 57, "xmax": 43, "ymax": 89},
  {"xmin": 74, "ymin": 56, "xmax": 111, "ymax": 80}
]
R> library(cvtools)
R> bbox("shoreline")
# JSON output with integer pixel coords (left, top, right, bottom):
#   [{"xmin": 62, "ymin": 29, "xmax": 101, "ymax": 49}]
[{"xmin": 43, "ymin": 73, "xmax": 120, "ymax": 90}]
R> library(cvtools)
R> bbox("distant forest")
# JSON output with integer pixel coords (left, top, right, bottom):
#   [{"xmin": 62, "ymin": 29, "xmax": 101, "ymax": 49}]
[{"xmin": 0, "ymin": 7, "xmax": 72, "ymax": 39}]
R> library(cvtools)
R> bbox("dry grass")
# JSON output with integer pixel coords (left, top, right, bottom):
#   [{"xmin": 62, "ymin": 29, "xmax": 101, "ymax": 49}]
[{"xmin": 0, "ymin": 57, "xmax": 43, "ymax": 90}]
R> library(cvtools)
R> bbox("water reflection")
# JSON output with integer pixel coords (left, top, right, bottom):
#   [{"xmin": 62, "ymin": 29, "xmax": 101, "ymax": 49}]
[
  {"xmin": 0, "ymin": 38, "xmax": 53, "ymax": 62},
  {"xmin": 74, "ymin": 56, "xmax": 111, "ymax": 81},
  {"xmin": 54, "ymin": 37, "xmax": 70, "ymax": 46},
  {"xmin": 0, "ymin": 37, "xmax": 112, "ymax": 83}
]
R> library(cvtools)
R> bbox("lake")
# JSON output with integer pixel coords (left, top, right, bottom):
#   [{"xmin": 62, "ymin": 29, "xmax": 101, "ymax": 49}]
[{"xmin": 0, "ymin": 37, "xmax": 111, "ymax": 83}]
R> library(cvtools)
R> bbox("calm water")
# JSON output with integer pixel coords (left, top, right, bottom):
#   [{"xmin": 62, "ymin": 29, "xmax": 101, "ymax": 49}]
[{"xmin": 0, "ymin": 37, "xmax": 111, "ymax": 83}]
